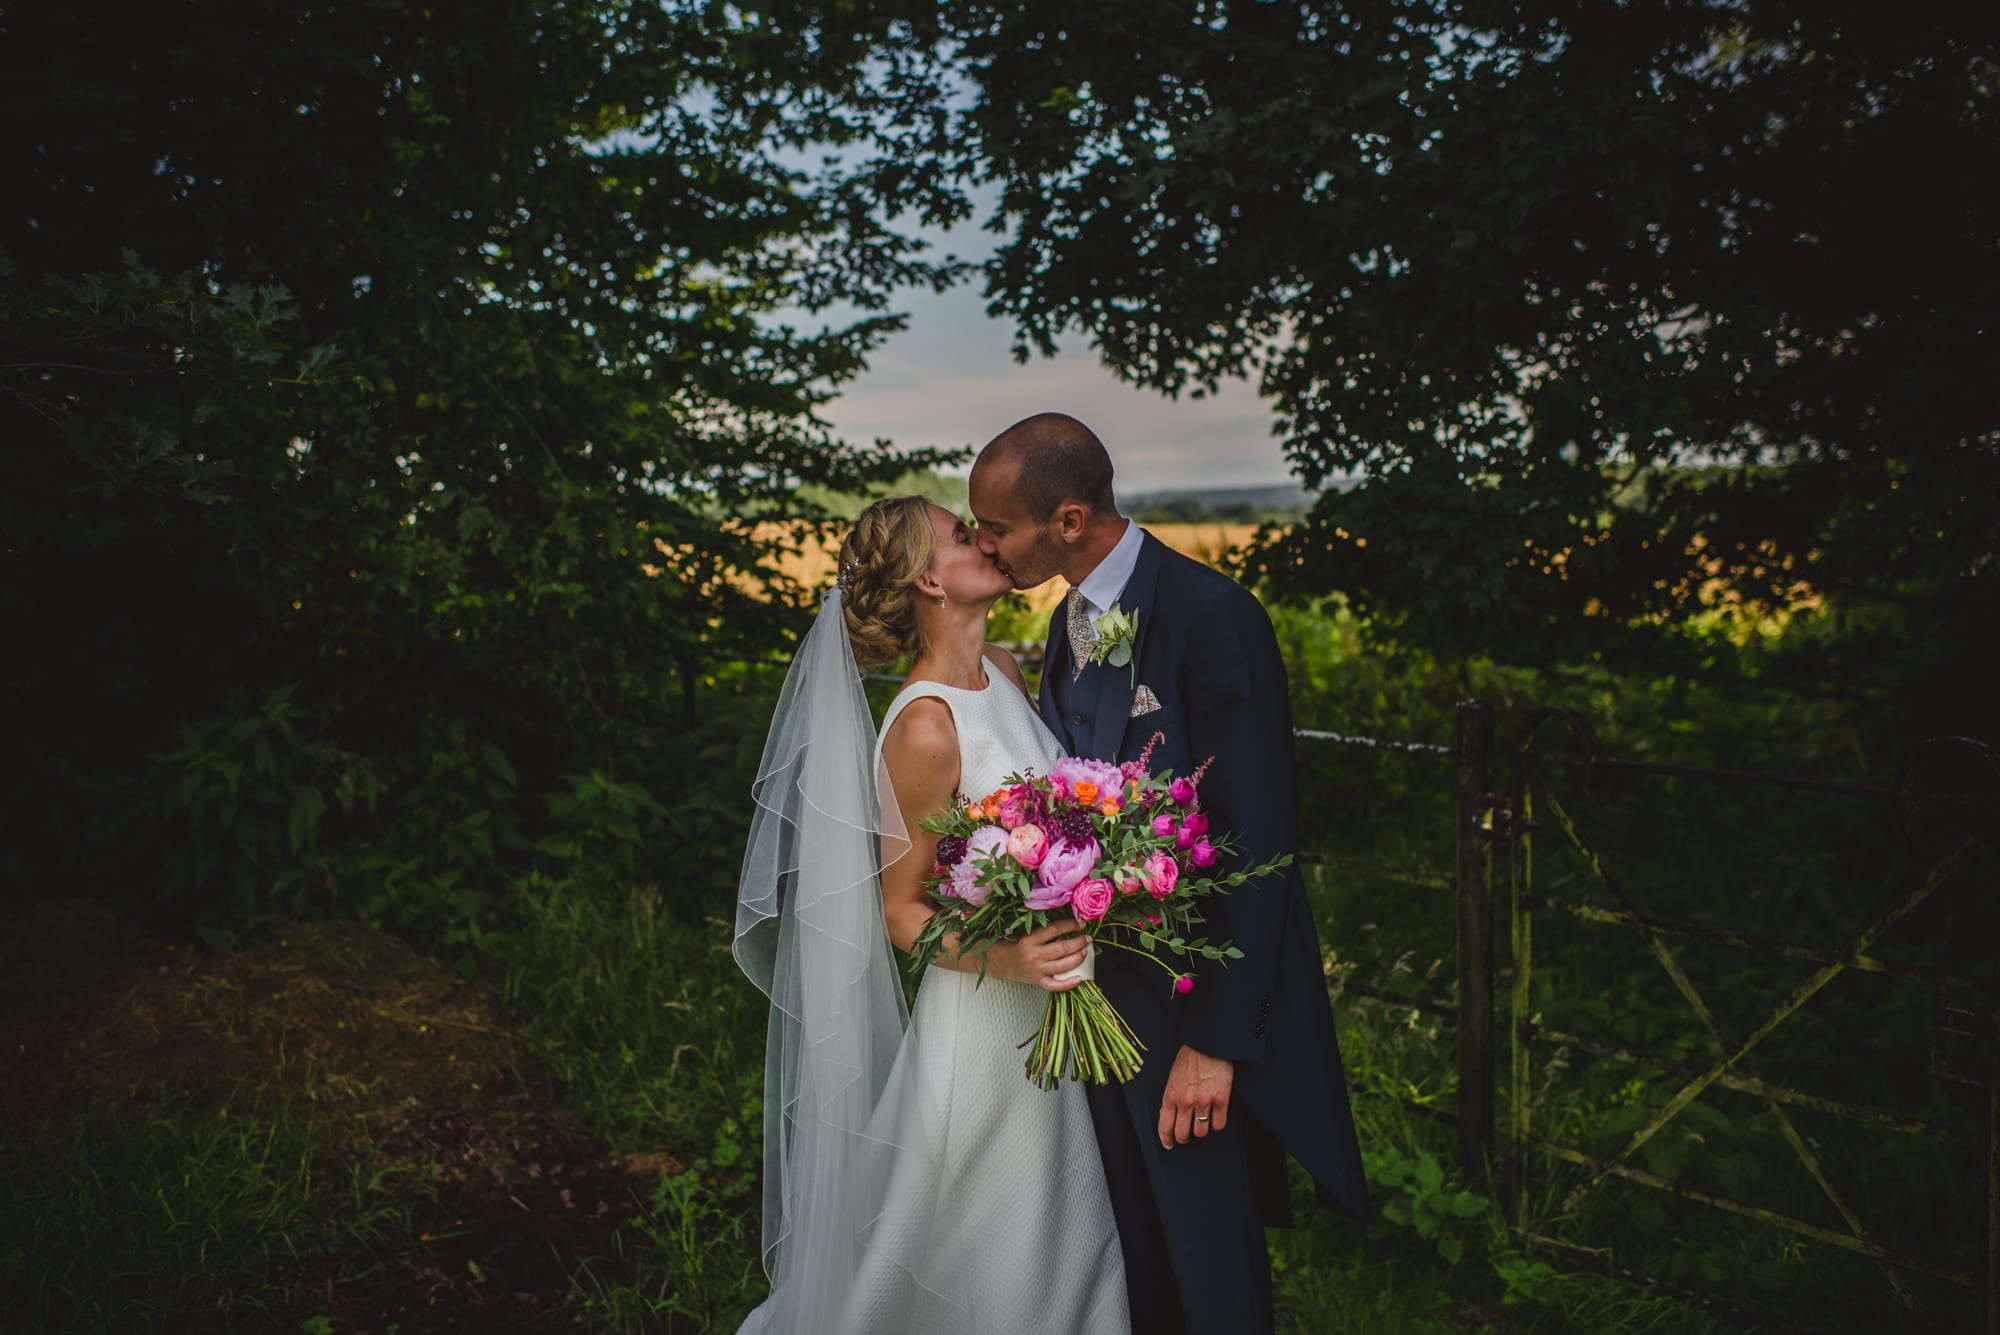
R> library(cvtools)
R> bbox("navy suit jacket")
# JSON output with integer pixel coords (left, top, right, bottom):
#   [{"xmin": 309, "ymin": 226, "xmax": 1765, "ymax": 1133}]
[{"xmin": 1040, "ymin": 530, "xmax": 1373, "ymax": 1242}]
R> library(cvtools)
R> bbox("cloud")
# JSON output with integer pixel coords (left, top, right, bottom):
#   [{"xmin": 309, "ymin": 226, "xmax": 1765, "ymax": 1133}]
[{"xmin": 823, "ymin": 282, "xmax": 1295, "ymax": 490}]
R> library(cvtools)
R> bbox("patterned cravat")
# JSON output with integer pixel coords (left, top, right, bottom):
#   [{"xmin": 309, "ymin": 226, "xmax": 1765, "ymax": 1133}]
[{"xmin": 1066, "ymin": 586, "xmax": 1096, "ymax": 680}]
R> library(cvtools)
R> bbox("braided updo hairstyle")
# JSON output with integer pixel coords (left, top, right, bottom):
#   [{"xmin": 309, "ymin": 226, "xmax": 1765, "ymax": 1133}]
[{"xmin": 838, "ymin": 495, "xmax": 937, "ymax": 667}]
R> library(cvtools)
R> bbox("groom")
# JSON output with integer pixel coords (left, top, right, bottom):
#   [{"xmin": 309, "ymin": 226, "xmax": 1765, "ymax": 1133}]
[{"xmin": 969, "ymin": 413, "xmax": 1372, "ymax": 1334}]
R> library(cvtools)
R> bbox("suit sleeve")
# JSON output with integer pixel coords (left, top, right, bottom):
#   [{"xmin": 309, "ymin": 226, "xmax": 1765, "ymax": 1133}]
[{"xmin": 1173, "ymin": 584, "xmax": 1301, "ymax": 1065}]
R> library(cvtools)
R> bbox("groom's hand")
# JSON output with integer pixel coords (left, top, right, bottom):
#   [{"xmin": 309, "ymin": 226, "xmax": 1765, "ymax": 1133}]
[{"xmin": 1158, "ymin": 1045, "xmax": 1233, "ymax": 1148}]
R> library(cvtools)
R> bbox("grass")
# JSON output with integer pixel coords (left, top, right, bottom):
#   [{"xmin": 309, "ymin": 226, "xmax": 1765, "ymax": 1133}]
[
  {"xmin": 0, "ymin": 1075, "xmax": 430, "ymax": 1333},
  {"xmin": 9, "ymin": 593, "xmax": 1981, "ymax": 1332},
  {"xmin": 495, "ymin": 873, "xmax": 769, "ymax": 1331}
]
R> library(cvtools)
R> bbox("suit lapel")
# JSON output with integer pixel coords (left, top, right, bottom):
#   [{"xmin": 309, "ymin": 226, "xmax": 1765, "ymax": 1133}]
[
  {"xmin": 1085, "ymin": 529, "xmax": 1165, "ymax": 762},
  {"xmin": 1039, "ymin": 594, "xmax": 1073, "ymax": 750}
]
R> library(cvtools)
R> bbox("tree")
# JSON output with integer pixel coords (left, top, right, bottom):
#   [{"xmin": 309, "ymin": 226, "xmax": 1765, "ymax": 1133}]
[
  {"xmin": 1, "ymin": 1, "xmax": 953, "ymax": 938},
  {"xmin": 908, "ymin": 0, "xmax": 2000, "ymax": 727}
]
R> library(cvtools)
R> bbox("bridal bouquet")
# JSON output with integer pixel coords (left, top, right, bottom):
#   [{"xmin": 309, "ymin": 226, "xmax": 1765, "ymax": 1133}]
[{"xmin": 907, "ymin": 737, "xmax": 1292, "ymax": 1089}]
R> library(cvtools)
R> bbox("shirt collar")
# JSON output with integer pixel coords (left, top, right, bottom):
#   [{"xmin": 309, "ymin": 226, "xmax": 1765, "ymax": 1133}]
[{"xmin": 1073, "ymin": 518, "xmax": 1143, "ymax": 618}]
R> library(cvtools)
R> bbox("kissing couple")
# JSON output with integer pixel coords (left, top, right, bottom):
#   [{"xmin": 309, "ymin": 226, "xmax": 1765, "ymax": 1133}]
[{"xmin": 731, "ymin": 412, "xmax": 1373, "ymax": 1335}]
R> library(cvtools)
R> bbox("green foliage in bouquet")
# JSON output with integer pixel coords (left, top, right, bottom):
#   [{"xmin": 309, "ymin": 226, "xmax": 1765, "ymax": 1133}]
[{"xmin": 906, "ymin": 748, "xmax": 1291, "ymax": 1089}]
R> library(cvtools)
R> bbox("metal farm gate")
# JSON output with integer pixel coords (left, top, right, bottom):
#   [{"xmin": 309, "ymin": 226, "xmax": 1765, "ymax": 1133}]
[{"xmin": 1303, "ymin": 702, "xmax": 1998, "ymax": 1331}]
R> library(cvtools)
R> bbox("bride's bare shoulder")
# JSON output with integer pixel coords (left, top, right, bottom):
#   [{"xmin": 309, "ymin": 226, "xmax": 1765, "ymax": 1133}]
[
  {"xmin": 981, "ymin": 642, "xmax": 1033, "ymax": 699},
  {"xmin": 882, "ymin": 695, "xmax": 957, "ymax": 767}
]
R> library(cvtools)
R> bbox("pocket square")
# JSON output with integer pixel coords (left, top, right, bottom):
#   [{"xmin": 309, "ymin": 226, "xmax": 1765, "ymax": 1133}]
[{"xmin": 1129, "ymin": 685, "xmax": 1162, "ymax": 718}]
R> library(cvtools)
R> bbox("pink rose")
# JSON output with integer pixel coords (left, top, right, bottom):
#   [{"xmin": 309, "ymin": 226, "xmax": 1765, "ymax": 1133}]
[
  {"xmin": 1144, "ymin": 851, "xmax": 1179, "ymax": 899},
  {"xmin": 1152, "ymin": 814, "xmax": 1177, "ymax": 837},
  {"xmin": 1190, "ymin": 839, "xmax": 1218, "ymax": 869},
  {"xmin": 1072, "ymin": 877, "xmax": 1115, "ymax": 921},
  {"xmin": 1027, "ymin": 836, "xmax": 1099, "ymax": 910},
  {"xmin": 1006, "ymin": 822, "xmax": 1049, "ymax": 869},
  {"xmin": 1176, "ymin": 827, "xmax": 1196, "ymax": 850},
  {"xmin": 1182, "ymin": 811, "xmax": 1210, "ymax": 838},
  {"xmin": 997, "ymin": 792, "xmax": 1028, "ymax": 830},
  {"xmin": 1168, "ymin": 777, "xmax": 1197, "ymax": 805}
]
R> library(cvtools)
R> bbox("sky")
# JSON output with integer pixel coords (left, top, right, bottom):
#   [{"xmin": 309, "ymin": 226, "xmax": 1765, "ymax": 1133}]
[{"xmin": 816, "ymin": 213, "xmax": 1300, "ymax": 493}]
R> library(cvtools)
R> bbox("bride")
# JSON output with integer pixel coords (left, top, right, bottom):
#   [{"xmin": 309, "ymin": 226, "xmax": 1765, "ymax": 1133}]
[{"xmin": 731, "ymin": 495, "xmax": 1131, "ymax": 1334}]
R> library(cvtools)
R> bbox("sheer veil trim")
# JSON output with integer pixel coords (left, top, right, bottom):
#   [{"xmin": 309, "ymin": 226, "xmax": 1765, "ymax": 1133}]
[{"xmin": 730, "ymin": 586, "xmax": 920, "ymax": 1327}]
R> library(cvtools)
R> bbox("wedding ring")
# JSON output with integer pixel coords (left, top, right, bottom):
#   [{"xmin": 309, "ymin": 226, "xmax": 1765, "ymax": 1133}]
[{"xmin": 1194, "ymin": 1114, "xmax": 1210, "ymax": 1122}]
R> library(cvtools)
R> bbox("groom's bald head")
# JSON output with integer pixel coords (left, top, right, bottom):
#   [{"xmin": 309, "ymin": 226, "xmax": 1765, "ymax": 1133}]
[
  {"xmin": 968, "ymin": 412, "xmax": 1125, "ymax": 590},
  {"xmin": 974, "ymin": 412, "xmax": 1116, "ymax": 523}
]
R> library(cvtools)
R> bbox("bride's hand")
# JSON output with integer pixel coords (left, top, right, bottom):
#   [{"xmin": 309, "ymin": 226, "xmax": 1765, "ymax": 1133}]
[{"xmin": 990, "ymin": 919, "xmax": 1089, "ymax": 992}]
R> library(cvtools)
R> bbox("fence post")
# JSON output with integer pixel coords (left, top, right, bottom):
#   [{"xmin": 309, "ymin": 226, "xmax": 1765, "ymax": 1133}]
[
  {"xmin": 1455, "ymin": 699, "xmax": 1496, "ymax": 1183},
  {"xmin": 1988, "ymin": 1011, "xmax": 1999, "ymax": 1335}
]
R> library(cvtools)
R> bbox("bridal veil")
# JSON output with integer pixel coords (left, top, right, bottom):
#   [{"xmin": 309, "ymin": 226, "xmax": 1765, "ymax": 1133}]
[{"xmin": 731, "ymin": 585, "xmax": 918, "ymax": 1331}]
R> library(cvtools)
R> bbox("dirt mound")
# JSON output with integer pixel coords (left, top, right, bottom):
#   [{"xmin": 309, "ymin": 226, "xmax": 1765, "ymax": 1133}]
[{"xmin": 0, "ymin": 913, "xmax": 523, "ymax": 1123}]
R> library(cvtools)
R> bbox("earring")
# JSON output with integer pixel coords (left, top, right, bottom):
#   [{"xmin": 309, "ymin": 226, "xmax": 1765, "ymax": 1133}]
[{"xmin": 938, "ymin": 593, "xmax": 947, "ymax": 609}]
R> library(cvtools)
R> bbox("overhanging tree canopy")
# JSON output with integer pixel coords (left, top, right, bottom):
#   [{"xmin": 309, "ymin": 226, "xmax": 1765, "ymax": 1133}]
[
  {"xmin": 1, "ymin": 0, "xmax": 955, "ymax": 930},
  {"xmin": 882, "ymin": 0, "xmax": 1999, "ymax": 719}
]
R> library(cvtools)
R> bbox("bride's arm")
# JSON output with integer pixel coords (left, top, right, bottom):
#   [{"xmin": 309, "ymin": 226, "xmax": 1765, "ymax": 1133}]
[
  {"xmin": 879, "ymin": 697, "xmax": 958, "ymax": 956},
  {"xmin": 879, "ymin": 699, "xmax": 1087, "ymax": 989}
]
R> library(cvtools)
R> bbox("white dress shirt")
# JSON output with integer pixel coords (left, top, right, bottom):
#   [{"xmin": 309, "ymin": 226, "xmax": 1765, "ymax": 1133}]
[{"xmin": 1070, "ymin": 518, "xmax": 1144, "ymax": 620}]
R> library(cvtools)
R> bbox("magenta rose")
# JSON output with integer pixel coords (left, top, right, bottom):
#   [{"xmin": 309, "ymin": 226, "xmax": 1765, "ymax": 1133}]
[
  {"xmin": 1152, "ymin": 813, "xmax": 1177, "ymax": 837},
  {"xmin": 1144, "ymin": 851, "xmax": 1179, "ymax": 899},
  {"xmin": 1168, "ymin": 777, "xmax": 1197, "ymax": 805},
  {"xmin": 997, "ymin": 791, "xmax": 1028, "ymax": 830},
  {"xmin": 1182, "ymin": 811, "xmax": 1210, "ymax": 838},
  {"xmin": 1006, "ymin": 822, "xmax": 1050, "ymax": 869},
  {"xmin": 1072, "ymin": 877, "xmax": 1115, "ymax": 921},
  {"xmin": 1190, "ymin": 839, "xmax": 1218, "ymax": 869},
  {"xmin": 1026, "ymin": 836, "xmax": 1099, "ymax": 910},
  {"xmin": 1176, "ymin": 827, "xmax": 1196, "ymax": 850}
]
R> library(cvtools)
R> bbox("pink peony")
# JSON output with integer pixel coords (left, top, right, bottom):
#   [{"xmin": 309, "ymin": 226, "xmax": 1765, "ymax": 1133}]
[
  {"xmin": 1072, "ymin": 877, "xmax": 1115, "ymax": 921},
  {"xmin": 1190, "ymin": 839, "xmax": 1218, "ymax": 869},
  {"xmin": 1006, "ymin": 822, "xmax": 1050, "ymax": 869},
  {"xmin": 946, "ymin": 856, "xmax": 980, "ymax": 903},
  {"xmin": 1027, "ymin": 835, "xmax": 1099, "ymax": 910},
  {"xmin": 1051, "ymin": 756, "xmax": 1125, "ymax": 803},
  {"xmin": 1152, "ymin": 814, "xmax": 1178, "ymax": 838},
  {"xmin": 956, "ymin": 826, "xmax": 1010, "ymax": 906},
  {"xmin": 1168, "ymin": 777, "xmax": 1198, "ymax": 805},
  {"xmin": 1144, "ymin": 851, "xmax": 1179, "ymax": 899}
]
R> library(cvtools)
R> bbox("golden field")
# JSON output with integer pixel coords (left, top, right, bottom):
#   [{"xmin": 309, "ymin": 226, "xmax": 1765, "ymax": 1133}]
[{"xmin": 749, "ymin": 522, "xmax": 1266, "ymax": 615}]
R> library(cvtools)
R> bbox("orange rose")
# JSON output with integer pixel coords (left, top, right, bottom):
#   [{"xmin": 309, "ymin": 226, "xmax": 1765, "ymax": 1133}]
[
  {"xmin": 1099, "ymin": 798, "xmax": 1122, "ymax": 817},
  {"xmin": 1073, "ymin": 780, "xmax": 1100, "ymax": 805}
]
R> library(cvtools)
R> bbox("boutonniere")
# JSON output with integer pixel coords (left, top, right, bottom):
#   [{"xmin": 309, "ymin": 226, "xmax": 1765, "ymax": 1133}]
[{"xmin": 1086, "ymin": 602, "xmax": 1139, "ymax": 686}]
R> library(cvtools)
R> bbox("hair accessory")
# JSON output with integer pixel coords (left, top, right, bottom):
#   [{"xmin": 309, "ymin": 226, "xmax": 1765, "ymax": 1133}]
[{"xmin": 835, "ymin": 557, "xmax": 858, "ymax": 592}]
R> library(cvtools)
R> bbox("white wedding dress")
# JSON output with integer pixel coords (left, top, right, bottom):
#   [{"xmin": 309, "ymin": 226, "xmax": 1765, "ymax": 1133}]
[{"xmin": 740, "ymin": 654, "xmax": 1130, "ymax": 1335}]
